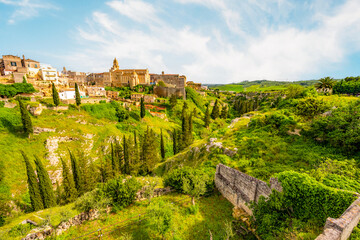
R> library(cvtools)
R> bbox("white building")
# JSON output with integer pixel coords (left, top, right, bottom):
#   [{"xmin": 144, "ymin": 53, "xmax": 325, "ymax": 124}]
[
  {"xmin": 59, "ymin": 90, "xmax": 86, "ymax": 100},
  {"xmin": 40, "ymin": 64, "xmax": 59, "ymax": 82}
]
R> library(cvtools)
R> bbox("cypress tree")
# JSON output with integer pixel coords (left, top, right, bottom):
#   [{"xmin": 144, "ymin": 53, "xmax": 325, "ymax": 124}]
[
  {"xmin": 52, "ymin": 83, "xmax": 60, "ymax": 107},
  {"xmin": 140, "ymin": 97, "xmax": 145, "ymax": 118},
  {"xmin": 221, "ymin": 105, "xmax": 228, "ymax": 119},
  {"xmin": 18, "ymin": 98, "xmax": 33, "ymax": 136},
  {"xmin": 21, "ymin": 152, "xmax": 43, "ymax": 211},
  {"xmin": 160, "ymin": 129, "xmax": 165, "ymax": 160},
  {"xmin": 110, "ymin": 142, "xmax": 117, "ymax": 174},
  {"xmin": 75, "ymin": 83, "xmax": 81, "ymax": 106},
  {"xmin": 55, "ymin": 180, "xmax": 61, "ymax": 205},
  {"xmin": 134, "ymin": 131, "xmax": 137, "ymax": 145},
  {"xmin": 140, "ymin": 127, "xmax": 159, "ymax": 174},
  {"xmin": 172, "ymin": 130, "xmax": 177, "ymax": 155},
  {"xmin": 211, "ymin": 99, "xmax": 220, "ymax": 119},
  {"xmin": 69, "ymin": 151, "xmax": 83, "ymax": 195},
  {"xmin": 60, "ymin": 158, "xmax": 77, "ymax": 203},
  {"xmin": 22, "ymin": 75, "xmax": 27, "ymax": 83},
  {"xmin": 204, "ymin": 105, "xmax": 210, "ymax": 128},
  {"xmin": 123, "ymin": 135, "xmax": 130, "ymax": 174},
  {"xmin": 34, "ymin": 156, "xmax": 56, "ymax": 208}
]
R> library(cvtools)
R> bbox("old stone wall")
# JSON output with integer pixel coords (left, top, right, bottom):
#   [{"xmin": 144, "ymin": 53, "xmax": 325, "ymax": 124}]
[
  {"xmin": 315, "ymin": 197, "xmax": 360, "ymax": 240},
  {"xmin": 215, "ymin": 164, "xmax": 282, "ymax": 215},
  {"xmin": 22, "ymin": 209, "xmax": 99, "ymax": 240},
  {"xmin": 153, "ymin": 85, "xmax": 186, "ymax": 100}
]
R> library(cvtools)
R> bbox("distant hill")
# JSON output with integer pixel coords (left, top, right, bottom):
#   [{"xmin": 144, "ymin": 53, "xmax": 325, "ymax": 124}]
[{"xmin": 207, "ymin": 79, "xmax": 319, "ymax": 92}]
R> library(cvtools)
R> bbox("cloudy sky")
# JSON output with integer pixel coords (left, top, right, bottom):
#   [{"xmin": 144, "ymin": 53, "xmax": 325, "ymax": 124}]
[{"xmin": 1, "ymin": 0, "xmax": 360, "ymax": 84}]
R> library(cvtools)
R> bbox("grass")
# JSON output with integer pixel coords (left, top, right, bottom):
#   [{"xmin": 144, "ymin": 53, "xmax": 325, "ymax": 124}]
[
  {"xmin": 49, "ymin": 192, "xmax": 234, "ymax": 240},
  {"xmin": 0, "ymin": 203, "xmax": 79, "ymax": 240}
]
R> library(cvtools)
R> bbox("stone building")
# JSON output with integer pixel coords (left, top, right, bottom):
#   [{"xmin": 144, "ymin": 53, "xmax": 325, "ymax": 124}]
[
  {"xmin": 0, "ymin": 55, "xmax": 40, "ymax": 78},
  {"xmin": 151, "ymin": 71, "xmax": 186, "ymax": 99},
  {"xmin": 86, "ymin": 87, "xmax": 106, "ymax": 98},
  {"xmin": 106, "ymin": 91, "xmax": 119, "ymax": 99},
  {"xmin": 86, "ymin": 72, "xmax": 111, "ymax": 86},
  {"xmin": 144, "ymin": 94, "xmax": 156, "ymax": 103},
  {"xmin": 131, "ymin": 93, "xmax": 143, "ymax": 102},
  {"xmin": 39, "ymin": 65, "xmax": 59, "ymax": 82},
  {"xmin": 67, "ymin": 71, "xmax": 87, "ymax": 87},
  {"xmin": 109, "ymin": 58, "xmax": 150, "ymax": 88}
]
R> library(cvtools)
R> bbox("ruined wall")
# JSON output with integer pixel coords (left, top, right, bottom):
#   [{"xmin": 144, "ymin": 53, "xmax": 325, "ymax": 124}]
[
  {"xmin": 153, "ymin": 85, "xmax": 186, "ymax": 100},
  {"xmin": 315, "ymin": 197, "xmax": 360, "ymax": 240},
  {"xmin": 215, "ymin": 164, "xmax": 282, "ymax": 215}
]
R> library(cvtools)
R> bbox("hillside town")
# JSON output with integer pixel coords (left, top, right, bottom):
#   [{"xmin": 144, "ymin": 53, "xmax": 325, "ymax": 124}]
[{"xmin": 0, "ymin": 54, "xmax": 207, "ymax": 105}]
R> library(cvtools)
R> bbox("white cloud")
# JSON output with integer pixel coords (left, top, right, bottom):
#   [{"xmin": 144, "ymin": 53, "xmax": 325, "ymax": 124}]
[
  {"xmin": 0, "ymin": 0, "xmax": 58, "ymax": 24},
  {"xmin": 106, "ymin": 0, "xmax": 159, "ymax": 24},
  {"xmin": 68, "ymin": 0, "xmax": 360, "ymax": 84}
]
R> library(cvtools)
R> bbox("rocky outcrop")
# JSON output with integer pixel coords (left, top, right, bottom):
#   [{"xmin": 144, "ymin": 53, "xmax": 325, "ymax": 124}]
[
  {"xmin": 22, "ymin": 210, "xmax": 100, "ymax": 240},
  {"xmin": 136, "ymin": 187, "xmax": 172, "ymax": 201},
  {"xmin": 45, "ymin": 136, "xmax": 78, "ymax": 165},
  {"xmin": 28, "ymin": 104, "xmax": 44, "ymax": 116},
  {"xmin": 33, "ymin": 127, "xmax": 55, "ymax": 135},
  {"xmin": 206, "ymin": 138, "xmax": 237, "ymax": 157}
]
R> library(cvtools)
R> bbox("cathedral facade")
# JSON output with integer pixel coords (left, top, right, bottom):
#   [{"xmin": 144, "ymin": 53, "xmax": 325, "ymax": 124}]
[{"xmin": 109, "ymin": 58, "xmax": 150, "ymax": 88}]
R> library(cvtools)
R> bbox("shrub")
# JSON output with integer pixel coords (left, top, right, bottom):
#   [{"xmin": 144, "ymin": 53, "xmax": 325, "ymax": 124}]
[
  {"xmin": 249, "ymin": 112, "xmax": 296, "ymax": 135},
  {"xmin": 163, "ymin": 167, "xmax": 214, "ymax": 193},
  {"xmin": 0, "ymin": 83, "xmax": 36, "ymax": 98},
  {"xmin": 101, "ymin": 176, "xmax": 141, "ymax": 210},
  {"xmin": 8, "ymin": 223, "xmax": 34, "ymax": 237},
  {"xmin": 295, "ymin": 97, "xmax": 329, "ymax": 118},
  {"xmin": 146, "ymin": 200, "xmax": 174, "ymax": 238},
  {"xmin": 74, "ymin": 188, "xmax": 111, "ymax": 212}
]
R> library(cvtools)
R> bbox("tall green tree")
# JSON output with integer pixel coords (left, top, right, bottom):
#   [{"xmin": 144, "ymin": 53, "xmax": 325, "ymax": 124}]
[
  {"xmin": 141, "ymin": 127, "xmax": 160, "ymax": 174},
  {"xmin": 55, "ymin": 180, "xmax": 61, "ymax": 205},
  {"xmin": 60, "ymin": 158, "xmax": 77, "ymax": 203},
  {"xmin": 21, "ymin": 152, "xmax": 43, "ymax": 211},
  {"xmin": 18, "ymin": 98, "xmax": 33, "ymax": 136},
  {"xmin": 204, "ymin": 105, "xmax": 210, "ymax": 128},
  {"xmin": 172, "ymin": 130, "xmax": 178, "ymax": 155},
  {"xmin": 160, "ymin": 129, "xmax": 165, "ymax": 160},
  {"xmin": 211, "ymin": 99, "xmax": 220, "ymax": 119},
  {"xmin": 69, "ymin": 151, "xmax": 83, "ymax": 195},
  {"xmin": 220, "ymin": 105, "xmax": 228, "ymax": 119},
  {"xmin": 52, "ymin": 83, "xmax": 60, "ymax": 107},
  {"xmin": 75, "ymin": 83, "xmax": 81, "ymax": 106},
  {"xmin": 22, "ymin": 75, "xmax": 27, "ymax": 83},
  {"xmin": 123, "ymin": 135, "xmax": 130, "ymax": 174},
  {"xmin": 140, "ymin": 97, "xmax": 145, "ymax": 118},
  {"xmin": 34, "ymin": 156, "xmax": 56, "ymax": 208},
  {"xmin": 182, "ymin": 173, "xmax": 207, "ymax": 205},
  {"xmin": 169, "ymin": 94, "xmax": 177, "ymax": 109}
]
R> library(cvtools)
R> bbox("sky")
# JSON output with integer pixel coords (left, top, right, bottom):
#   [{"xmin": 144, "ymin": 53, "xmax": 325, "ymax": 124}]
[{"xmin": 1, "ymin": 0, "xmax": 360, "ymax": 84}]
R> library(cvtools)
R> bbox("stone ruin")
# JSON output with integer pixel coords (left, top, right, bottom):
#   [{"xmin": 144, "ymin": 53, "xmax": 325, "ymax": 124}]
[{"xmin": 215, "ymin": 163, "xmax": 360, "ymax": 240}]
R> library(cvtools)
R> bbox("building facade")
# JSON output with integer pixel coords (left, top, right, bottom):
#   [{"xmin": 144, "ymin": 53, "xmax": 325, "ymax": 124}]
[
  {"xmin": 109, "ymin": 58, "xmax": 150, "ymax": 88},
  {"xmin": 86, "ymin": 87, "xmax": 106, "ymax": 98},
  {"xmin": 39, "ymin": 65, "xmax": 59, "ymax": 82},
  {"xmin": 151, "ymin": 71, "xmax": 186, "ymax": 99},
  {"xmin": 86, "ymin": 72, "xmax": 111, "ymax": 86}
]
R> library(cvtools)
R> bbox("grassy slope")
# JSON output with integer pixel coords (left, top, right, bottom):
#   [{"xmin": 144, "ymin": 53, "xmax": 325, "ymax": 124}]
[{"xmin": 52, "ymin": 193, "xmax": 234, "ymax": 240}]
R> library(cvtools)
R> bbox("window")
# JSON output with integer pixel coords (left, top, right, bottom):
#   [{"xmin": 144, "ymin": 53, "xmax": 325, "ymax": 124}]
[
  {"xmin": 10, "ymin": 62, "xmax": 17, "ymax": 66},
  {"xmin": 35, "ymin": 64, "xmax": 38, "ymax": 68},
  {"xmin": 28, "ymin": 64, "xmax": 30, "ymax": 67}
]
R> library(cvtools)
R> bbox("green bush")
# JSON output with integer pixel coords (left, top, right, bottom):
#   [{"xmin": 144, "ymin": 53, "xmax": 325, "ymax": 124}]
[
  {"xmin": 306, "ymin": 101, "xmax": 360, "ymax": 154},
  {"xmin": 249, "ymin": 112, "xmax": 296, "ymax": 135},
  {"xmin": 146, "ymin": 200, "xmax": 174, "ymax": 238},
  {"xmin": 252, "ymin": 171, "xmax": 356, "ymax": 239},
  {"xmin": 0, "ymin": 83, "xmax": 36, "ymax": 98},
  {"xmin": 74, "ymin": 188, "xmax": 111, "ymax": 213},
  {"xmin": 8, "ymin": 223, "xmax": 34, "ymax": 237},
  {"xmin": 101, "ymin": 176, "xmax": 141, "ymax": 210},
  {"xmin": 295, "ymin": 97, "xmax": 329, "ymax": 118},
  {"xmin": 185, "ymin": 87, "xmax": 206, "ymax": 112}
]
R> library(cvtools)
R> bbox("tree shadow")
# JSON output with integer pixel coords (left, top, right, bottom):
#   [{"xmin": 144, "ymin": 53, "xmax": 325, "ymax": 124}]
[{"xmin": 0, "ymin": 118, "xmax": 24, "ymax": 136}]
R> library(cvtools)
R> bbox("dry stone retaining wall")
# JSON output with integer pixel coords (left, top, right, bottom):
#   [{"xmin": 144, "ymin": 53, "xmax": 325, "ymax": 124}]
[
  {"xmin": 315, "ymin": 197, "xmax": 360, "ymax": 240},
  {"xmin": 215, "ymin": 163, "xmax": 282, "ymax": 215}
]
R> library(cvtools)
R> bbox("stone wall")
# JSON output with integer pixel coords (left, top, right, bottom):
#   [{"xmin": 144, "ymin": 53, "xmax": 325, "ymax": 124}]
[
  {"xmin": 215, "ymin": 164, "xmax": 282, "ymax": 215},
  {"xmin": 153, "ymin": 85, "xmax": 186, "ymax": 100},
  {"xmin": 315, "ymin": 197, "xmax": 360, "ymax": 240},
  {"xmin": 22, "ymin": 209, "xmax": 99, "ymax": 240}
]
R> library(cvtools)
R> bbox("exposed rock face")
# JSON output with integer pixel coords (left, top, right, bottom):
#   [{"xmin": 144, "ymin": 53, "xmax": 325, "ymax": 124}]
[
  {"xmin": 215, "ymin": 164, "xmax": 282, "ymax": 215},
  {"xmin": 22, "ymin": 210, "xmax": 100, "ymax": 240},
  {"xmin": 4, "ymin": 101, "xmax": 16, "ymax": 108},
  {"xmin": 136, "ymin": 187, "xmax": 172, "ymax": 201},
  {"xmin": 28, "ymin": 104, "xmax": 44, "ymax": 116},
  {"xmin": 33, "ymin": 127, "xmax": 55, "ymax": 135},
  {"xmin": 45, "ymin": 136, "xmax": 78, "ymax": 166},
  {"xmin": 205, "ymin": 138, "xmax": 237, "ymax": 157}
]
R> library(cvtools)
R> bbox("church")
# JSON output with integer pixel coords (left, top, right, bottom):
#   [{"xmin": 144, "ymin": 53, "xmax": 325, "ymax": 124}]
[{"xmin": 109, "ymin": 58, "xmax": 150, "ymax": 88}]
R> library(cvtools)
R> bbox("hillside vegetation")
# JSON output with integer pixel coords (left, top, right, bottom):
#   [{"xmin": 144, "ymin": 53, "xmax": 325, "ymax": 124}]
[{"xmin": 0, "ymin": 79, "xmax": 360, "ymax": 239}]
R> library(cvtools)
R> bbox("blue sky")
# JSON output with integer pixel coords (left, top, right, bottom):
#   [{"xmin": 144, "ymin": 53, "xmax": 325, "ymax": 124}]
[{"xmin": 1, "ymin": 0, "xmax": 360, "ymax": 84}]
